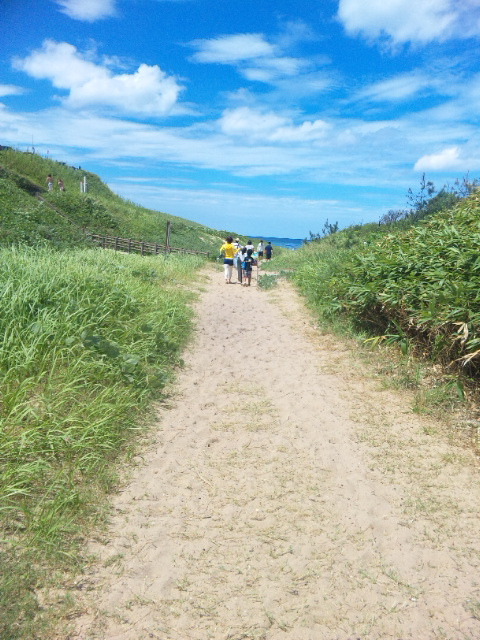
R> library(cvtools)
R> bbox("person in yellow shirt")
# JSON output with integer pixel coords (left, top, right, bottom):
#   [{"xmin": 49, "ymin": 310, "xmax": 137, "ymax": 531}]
[{"xmin": 220, "ymin": 236, "xmax": 236, "ymax": 283}]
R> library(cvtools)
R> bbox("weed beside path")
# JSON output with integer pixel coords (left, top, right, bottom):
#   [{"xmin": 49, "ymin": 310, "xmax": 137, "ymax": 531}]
[{"xmin": 72, "ymin": 268, "xmax": 480, "ymax": 640}]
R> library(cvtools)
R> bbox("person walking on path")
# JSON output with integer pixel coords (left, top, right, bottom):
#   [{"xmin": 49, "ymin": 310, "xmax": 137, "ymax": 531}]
[
  {"xmin": 245, "ymin": 239, "xmax": 255, "ymax": 254},
  {"xmin": 242, "ymin": 248, "xmax": 255, "ymax": 286},
  {"xmin": 257, "ymin": 240, "xmax": 264, "ymax": 259},
  {"xmin": 220, "ymin": 236, "xmax": 236, "ymax": 284},
  {"xmin": 264, "ymin": 241, "xmax": 273, "ymax": 260},
  {"xmin": 235, "ymin": 244, "xmax": 245, "ymax": 284},
  {"xmin": 46, "ymin": 174, "xmax": 53, "ymax": 191},
  {"xmin": 57, "ymin": 178, "xmax": 65, "ymax": 191}
]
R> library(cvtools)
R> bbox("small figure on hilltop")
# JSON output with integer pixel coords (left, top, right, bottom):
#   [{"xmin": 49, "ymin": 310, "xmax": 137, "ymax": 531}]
[
  {"xmin": 46, "ymin": 174, "xmax": 53, "ymax": 191},
  {"xmin": 57, "ymin": 178, "xmax": 65, "ymax": 192},
  {"xmin": 220, "ymin": 236, "xmax": 236, "ymax": 284},
  {"xmin": 265, "ymin": 241, "xmax": 273, "ymax": 260}
]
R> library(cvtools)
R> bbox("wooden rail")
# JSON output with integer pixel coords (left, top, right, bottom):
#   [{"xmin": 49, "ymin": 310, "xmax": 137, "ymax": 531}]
[{"xmin": 87, "ymin": 233, "xmax": 210, "ymax": 257}]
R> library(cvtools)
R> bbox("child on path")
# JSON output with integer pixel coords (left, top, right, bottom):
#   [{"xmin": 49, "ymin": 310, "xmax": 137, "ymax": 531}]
[
  {"xmin": 235, "ymin": 245, "xmax": 245, "ymax": 284},
  {"xmin": 242, "ymin": 248, "xmax": 255, "ymax": 286},
  {"xmin": 245, "ymin": 239, "xmax": 255, "ymax": 254},
  {"xmin": 46, "ymin": 174, "xmax": 53, "ymax": 191}
]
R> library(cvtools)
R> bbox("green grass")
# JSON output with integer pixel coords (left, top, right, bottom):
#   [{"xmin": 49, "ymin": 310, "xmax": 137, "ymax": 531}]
[
  {"xmin": 292, "ymin": 192, "xmax": 480, "ymax": 378},
  {"xmin": 257, "ymin": 273, "xmax": 279, "ymax": 289},
  {"xmin": 0, "ymin": 148, "xmax": 243, "ymax": 255},
  {"xmin": 0, "ymin": 245, "xmax": 203, "ymax": 639}
]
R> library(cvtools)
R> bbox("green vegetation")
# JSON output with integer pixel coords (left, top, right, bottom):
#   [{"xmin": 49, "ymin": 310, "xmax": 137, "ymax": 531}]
[
  {"xmin": 0, "ymin": 148, "xmax": 239, "ymax": 254},
  {"xmin": 3, "ymin": 147, "xmax": 480, "ymax": 636},
  {"xmin": 0, "ymin": 149, "xmax": 253, "ymax": 638},
  {"xmin": 258, "ymin": 273, "xmax": 279, "ymax": 289},
  {"xmin": 0, "ymin": 148, "xmax": 222, "ymax": 639},
  {"xmin": 289, "ymin": 190, "xmax": 480, "ymax": 409},
  {"xmin": 0, "ymin": 246, "xmax": 203, "ymax": 639}
]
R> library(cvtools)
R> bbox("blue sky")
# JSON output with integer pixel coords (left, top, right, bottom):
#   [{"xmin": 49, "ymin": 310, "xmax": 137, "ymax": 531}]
[{"xmin": 1, "ymin": 0, "xmax": 480, "ymax": 238}]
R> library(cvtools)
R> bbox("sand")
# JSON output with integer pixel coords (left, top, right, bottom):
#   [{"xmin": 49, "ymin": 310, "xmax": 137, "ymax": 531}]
[{"xmin": 72, "ymin": 267, "xmax": 480, "ymax": 640}]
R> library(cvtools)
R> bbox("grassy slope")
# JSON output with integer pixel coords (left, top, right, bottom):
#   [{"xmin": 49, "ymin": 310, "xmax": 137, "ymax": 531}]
[
  {"xmin": 271, "ymin": 191, "xmax": 480, "ymax": 413},
  {"xmin": 0, "ymin": 148, "xmax": 244, "ymax": 254}
]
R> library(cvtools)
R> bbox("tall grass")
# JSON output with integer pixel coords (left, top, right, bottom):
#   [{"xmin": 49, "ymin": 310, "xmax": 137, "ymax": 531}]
[
  {"xmin": 0, "ymin": 246, "xmax": 204, "ymax": 639},
  {"xmin": 293, "ymin": 192, "xmax": 480, "ymax": 381}
]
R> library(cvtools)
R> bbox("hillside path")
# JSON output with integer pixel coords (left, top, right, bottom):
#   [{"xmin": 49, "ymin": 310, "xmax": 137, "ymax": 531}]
[{"xmin": 73, "ymin": 266, "xmax": 480, "ymax": 640}]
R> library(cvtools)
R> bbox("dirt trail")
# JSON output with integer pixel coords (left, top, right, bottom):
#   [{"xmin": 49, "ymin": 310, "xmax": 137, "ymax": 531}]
[{"xmin": 74, "ymin": 268, "xmax": 480, "ymax": 640}]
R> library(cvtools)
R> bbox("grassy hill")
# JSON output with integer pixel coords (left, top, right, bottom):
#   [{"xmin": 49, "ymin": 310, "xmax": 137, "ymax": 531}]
[{"xmin": 0, "ymin": 148, "xmax": 242, "ymax": 254}]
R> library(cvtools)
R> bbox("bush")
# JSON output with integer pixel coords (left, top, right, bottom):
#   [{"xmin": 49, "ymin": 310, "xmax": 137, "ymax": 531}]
[{"xmin": 294, "ymin": 191, "xmax": 480, "ymax": 375}]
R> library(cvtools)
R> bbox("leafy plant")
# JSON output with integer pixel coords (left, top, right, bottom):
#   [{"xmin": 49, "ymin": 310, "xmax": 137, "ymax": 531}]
[
  {"xmin": 293, "ymin": 190, "xmax": 480, "ymax": 385},
  {"xmin": 258, "ymin": 274, "xmax": 278, "ymax": 289}
]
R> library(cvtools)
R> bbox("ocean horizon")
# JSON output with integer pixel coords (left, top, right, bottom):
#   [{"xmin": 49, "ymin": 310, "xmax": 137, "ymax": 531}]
[{"xmin": 258, "ymin": 236, "xmax": 304, "ymax": 250}]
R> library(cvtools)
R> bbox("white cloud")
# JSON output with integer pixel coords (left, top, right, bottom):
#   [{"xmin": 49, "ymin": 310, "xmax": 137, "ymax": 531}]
[
  {"xmin": 337, "ymin": 0, "xmax": 480, "ymax": 46},
  {"xmin": 13, "ymin": 40, "xmax": 183, "ymax": 115},
  {"xmin": 218, "ymin": 107, "xmax": 329, "ymax": 143},
  {"xmin": 353, "ymin": 72, "xmax": 436, "ymax": 102},
  {"xmin": 219, "ymin": 107, "xmax": 288, "ymax": 136},
  {"xmin": 0, "ymin": 84, "xmax": 25, "ymax": 97},
  {"xmin": 108, "ymin": 181, "xmax": 351, "ymax": 237},
  {"xmin": 189, "ymin": 33, "xmax": 312, "ymax": 85},
  {"xmin": 414, "ymin": 146, "xmax": 462, "ymax": 170},
  {"xmin": 244, "ymin": 56, "xmax": 306, "ymax": 78},
  {"xmin": 55, "ymin": 0, "xmax": 117, "ymax": 22},
  {"xmin": 190, "ymin": 34, "xmax": 277, "ymax": 63}
]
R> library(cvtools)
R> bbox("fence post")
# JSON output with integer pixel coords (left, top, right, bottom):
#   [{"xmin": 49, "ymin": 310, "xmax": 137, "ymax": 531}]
[
  {"xmin": 141, "ymin": 241, "xmax": 145, "ymax": 255},
  {"xmin": 155, "ymin": 243, "xmax": 159, "ymax": 254},
  {"xmin": 128, "ymin": 238, "xmax": 132, "ymax": 253},
  {"xmin": 114, "ymin": 237, "xmax": 119, "ymax": 251},
  {"xmin": 165, "ymin": 221, "xmax": 171, "ymax": 256}
]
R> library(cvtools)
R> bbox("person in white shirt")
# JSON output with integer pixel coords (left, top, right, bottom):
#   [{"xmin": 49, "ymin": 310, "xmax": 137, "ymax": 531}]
[
  {"xmin": 257, "ymin": 240, "xmax": 264, "ymax": 258},
  {"xmin": 235, "ymin": 245, "xmax": 245, "ymax": 283}
]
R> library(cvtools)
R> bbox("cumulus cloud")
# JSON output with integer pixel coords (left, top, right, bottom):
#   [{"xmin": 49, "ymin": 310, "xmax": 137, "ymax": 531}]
[
  {"xmin": 337, "ymin": 0, "xmax": 480, "ymax": 46},
  {"xmin": 55, "ymin": 0, "xmax": 117, "ymax": 22},
  {"xmin": 12, "ymin": 40, "xmax": 183, "ymax": 115},
  {"xmin": 218, "ymin": 106, "xmax": 329, "ymax": 142},
  {"xmin": 414, "ymin": 146, "xmax": 462, "ymax": 170}
]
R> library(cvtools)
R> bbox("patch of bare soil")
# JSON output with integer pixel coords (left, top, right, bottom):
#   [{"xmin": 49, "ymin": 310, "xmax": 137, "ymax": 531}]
[{"xmin": 72, "ymin": 267, "xmax": 480, "ymax": 640}]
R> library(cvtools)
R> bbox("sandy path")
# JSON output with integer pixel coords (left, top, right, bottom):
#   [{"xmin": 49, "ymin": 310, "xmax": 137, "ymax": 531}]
[{"xmin": 73, "ymin": 268, "xmax": 480, "ymax": 640}]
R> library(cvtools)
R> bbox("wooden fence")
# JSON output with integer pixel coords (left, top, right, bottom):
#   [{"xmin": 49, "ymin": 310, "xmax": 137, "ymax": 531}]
[{"xmin": 87, "ymin": 233, "xmax": 210, "ymax": 257}]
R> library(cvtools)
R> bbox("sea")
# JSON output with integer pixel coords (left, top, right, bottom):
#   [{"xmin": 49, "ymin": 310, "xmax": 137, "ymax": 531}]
[{"xmin": 256, "ymin": 236, "xmax": 304, "ymax": 250}]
